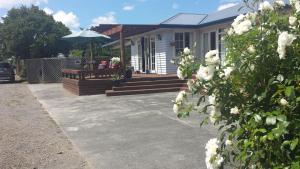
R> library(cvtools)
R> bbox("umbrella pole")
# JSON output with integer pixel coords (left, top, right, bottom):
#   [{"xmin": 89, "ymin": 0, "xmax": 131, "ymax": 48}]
[{"xmin": 90, "ymin": 42, "xmax": 93, "ymax": 70}]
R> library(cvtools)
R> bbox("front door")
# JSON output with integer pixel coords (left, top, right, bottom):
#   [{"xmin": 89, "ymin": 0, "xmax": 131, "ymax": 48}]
[
  {"xmin": 149, "ymin": 37, "xmax": 156, "ymax": 73},
  {"xmin": 140, "ymin": 36, "xmax": 156, "ymax": 73}
]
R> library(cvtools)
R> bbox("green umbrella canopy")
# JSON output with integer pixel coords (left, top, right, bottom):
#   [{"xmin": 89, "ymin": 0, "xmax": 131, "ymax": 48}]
[
  {"xmin": 62, "ymin": 30, "xmax": 111, "ymax": 68},
  {"xmin": 62, "ymin": 29, "xmax": 111, "ymax": 43}
]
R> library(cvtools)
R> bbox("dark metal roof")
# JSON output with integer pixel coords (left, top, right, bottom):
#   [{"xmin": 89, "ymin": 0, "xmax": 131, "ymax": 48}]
[
  {"xmin": 161, "ymin": 13, "xmax": 207, "ymax": 25},
  {"xmin": 200, "ymin": 3, "xmax": 251, "ymax": 26},
  {"xmin": 92, "ymin": 24, "xmax": 159, "ymax": 41}
]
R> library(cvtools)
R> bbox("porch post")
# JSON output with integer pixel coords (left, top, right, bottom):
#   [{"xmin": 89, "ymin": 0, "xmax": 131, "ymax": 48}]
[{"xmin": 120, "ymin": 25, "xmax": 125, "ymax": 70}]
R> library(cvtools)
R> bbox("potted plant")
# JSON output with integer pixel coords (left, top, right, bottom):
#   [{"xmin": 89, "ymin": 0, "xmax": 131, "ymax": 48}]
[
  {"xmin": 111, "ymin": 57, "xmax": 121, "ymax": 69},
  {"xmin": 112, "ymin": 73, "xmax": 122, "ymax": 87}
]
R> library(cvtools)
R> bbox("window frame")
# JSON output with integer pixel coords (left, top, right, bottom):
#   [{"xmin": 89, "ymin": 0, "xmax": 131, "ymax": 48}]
[{"xmin": 174, "ymin": 32, "xmax": 192, "ymax": 56}]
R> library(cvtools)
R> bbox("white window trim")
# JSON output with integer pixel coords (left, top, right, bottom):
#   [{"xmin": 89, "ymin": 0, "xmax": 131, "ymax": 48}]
[{"xmin": 173, "ymin": 31, "xmax": 194, "ymax": 56}]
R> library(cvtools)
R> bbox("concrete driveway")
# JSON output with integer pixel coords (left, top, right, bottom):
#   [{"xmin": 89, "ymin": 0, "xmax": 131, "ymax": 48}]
[{"xmin": 28, "ymin": 84, "xmax": 217, "ymax": 169}]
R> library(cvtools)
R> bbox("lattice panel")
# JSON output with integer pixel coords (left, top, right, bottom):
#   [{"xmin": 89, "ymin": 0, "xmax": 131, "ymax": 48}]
[{"xmin": 42, "ymin": 58, "xmax": 63, "ymax": 83}]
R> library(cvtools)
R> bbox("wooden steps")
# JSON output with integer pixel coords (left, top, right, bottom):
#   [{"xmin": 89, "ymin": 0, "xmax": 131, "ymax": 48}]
[
  {"xmin": 106, "ymin": 87, "xmax": 182, "ymax": 96},
  {"xmin": 106, "ymin": 75, "xmax": 187, "ymax": 96},
  {"xmin": 112, "ymin": 83, "xmax": 185, "ymax": 91}
]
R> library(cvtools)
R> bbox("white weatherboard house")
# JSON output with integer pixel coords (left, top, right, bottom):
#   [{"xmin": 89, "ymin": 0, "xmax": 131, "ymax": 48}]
[{"xmin": 99, "ymin": 3, "xmax": 251, "ymax": 74}]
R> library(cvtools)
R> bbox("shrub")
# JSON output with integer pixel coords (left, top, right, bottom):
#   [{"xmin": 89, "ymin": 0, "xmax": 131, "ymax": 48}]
[{"xmin": 173, "ymin": 1, "xmax": 300, "ymax": 168}]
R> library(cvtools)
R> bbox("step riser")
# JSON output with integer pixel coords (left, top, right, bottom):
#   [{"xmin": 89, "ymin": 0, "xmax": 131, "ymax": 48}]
[
  {"xmin": 106, "ymin": 88, "xmax": 181, "ymax": 96},
  {"xmin": 113, "ymin": 83, "xmax": 185, "ymax": 91},
  {"xmin": 127, "ymin": 76, "xmax": 178, "ymax": 82},
  {"xmin": 123, "ymin": 80, "xmax": 186, "ymax": 86}
]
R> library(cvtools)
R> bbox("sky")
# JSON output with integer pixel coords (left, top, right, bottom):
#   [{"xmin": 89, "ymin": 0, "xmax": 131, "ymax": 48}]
[{"xmin": 0, "ymin": 0, "xmax": 241, "ymax": 32}]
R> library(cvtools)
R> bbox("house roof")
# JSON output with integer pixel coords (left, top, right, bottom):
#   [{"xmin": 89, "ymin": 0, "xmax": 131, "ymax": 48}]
[
  {"xmin": 161, "ymin": 13, "xmax": 207, "ymax": 25},
  {"xmin": 92, "ymin": 24, "xmax": 159, "ymax": 41},
  {"xmin": 199, "ymin": 3, "xmax": 251, "ymax": 26},
  {"xmin": 97, "ymin": 0, "xmax": 291, "ymax": 46}
]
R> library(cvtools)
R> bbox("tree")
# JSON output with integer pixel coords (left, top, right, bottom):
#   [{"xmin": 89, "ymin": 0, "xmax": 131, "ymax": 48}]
[{"xmin": 0, "ymin": 5, "xmax": 71, "ymax": 61}]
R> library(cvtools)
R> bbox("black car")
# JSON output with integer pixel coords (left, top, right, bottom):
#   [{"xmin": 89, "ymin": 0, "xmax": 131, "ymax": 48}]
[{"xmin": 0, "ymin": 62, "xmax": 15, "ymax": 82}]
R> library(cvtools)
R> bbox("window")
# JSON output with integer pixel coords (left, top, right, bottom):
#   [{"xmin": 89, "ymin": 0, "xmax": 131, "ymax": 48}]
[
  {"xmin": 210, "ymin": 32, "xmax": 216, "ymax": 50},
  {"xmin": 203, "ymin": 33, "xmax": 209, "ymax": 55},
  {"xmin": 202, "ymin": 31, "xmax": 217, "ymax": 56},
  {"xmin": 175, "ymin": 32, "xmax": 191, "ymax": 55},
  {"xmin": 218, "ymin": 29, "xmax": 226, "ymax": 63}
]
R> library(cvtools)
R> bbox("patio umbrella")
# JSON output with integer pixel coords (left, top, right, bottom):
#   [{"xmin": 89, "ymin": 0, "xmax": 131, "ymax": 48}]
[{"xmin": 62, "ymin": 29, "xmax": 111, "ymax": 69}]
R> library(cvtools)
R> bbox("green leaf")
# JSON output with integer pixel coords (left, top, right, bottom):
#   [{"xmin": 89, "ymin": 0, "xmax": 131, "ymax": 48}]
[
  {"xmin": 285, "ymin": 86, "xmax": 295, "ymax": 99},
  {"xmin": 267, "ymin": 133, "xmax": 274, "ymax": 141},
  {"xmin": 291, "ymin": 162, "xmax": 300, "ymax": 169},
  {"xmin": 266, "ymin": 116, "xmax": 277, "ymax": 125},
  {"xmin": 291, "ymin": 139, "xmax": 299, "ymax": 151},
  {"xmin": 254, "ymin": 114, "xmax": 262, "ymax": 122},
  {"xmin": 277, "ymin": 115, "xmax": 287, "ymax": 122}
]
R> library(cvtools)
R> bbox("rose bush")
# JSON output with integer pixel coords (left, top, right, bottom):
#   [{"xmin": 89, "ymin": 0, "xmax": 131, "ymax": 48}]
[{"xmin": 173, "ymin": 0, "xmax": 300, "ymax": 168}]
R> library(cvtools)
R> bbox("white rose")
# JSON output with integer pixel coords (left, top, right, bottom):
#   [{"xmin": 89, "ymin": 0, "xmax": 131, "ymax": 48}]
[
  {"xmin": 246, "ymin": 12, "xmax": 257, "ymax": 23},
  {"xmin": 247, "ymin": 45, "xmax": 256, "ymax": 54},
  {"xmin": 289, "ymin": 16, "xmax": 297, "ymax": 26},
  {"xmin": 275, "ymin": 0, "xmax": 285, "ymax": 7},
  {"xmin": 280, "ymin": 98, "xmax": 288, "ymax": 106},
  {"xmin": 205, "ymin": 138, "xmax": 223, "ymax": 169},
  {"xmin": 177, "ymin": 68, "xmax": 185, "ymax": 80},
  {"xmin": 295, "ymin": 1, "xmax": 300, "ymax": 13},
  {"xmin": 224, "ymin": 67, "xmax": 234, "ymax": 78},
  {"xmin": 230, "ymin": 106, "xmax": 239, "ymax": 115},
  {"xmin": 197, "ymin": 65, "xmax": 216, "ymax": 81},
  {"xmin": 205, "ymin": 50, "xmax": 220, "ymax": 65},
  {"xmin": 207, "ymin": 106, "xmax": 220, "ymax": 124},
  {"xmin": 208, "ymin": 95, "xmax": 216, "ymax": 105},
  {"xmin": 225, "ymin": 140, "xmax": 233, "ymax": 146},
  {"xmin": 277, "ymin": 31, "xmax": 297, "ymax": 59},
  {"xmin": 187, "ymin": 79, "xmax": 195, "ymax": 91},
  {"xmin": 276, "ymin": 74, "xmax": 284, "ymax": 82},
  {"xmin": 232, "ymin": 14, "xmax": 245, "ymax": 28},
  {"xmin": 187, "ymin": 54, "xmax": 195, "ymax": 61},
  {"xmin": 183, "ymin": 47, "xmax": 190, "ymax": 55},
  {"xmin": 234, "ymin": 19, "xmax": 252, "ymax": 35},
  {"xmin": 259, "ymin": 1, "xmax": 274, "ymax": 11},
  {"xmin": 175, "ymin": 91, "xmax": 186, "ymax": 103},
  {"xmin": 227, "ymin": 28, "xmax": 234, "ymax": 35},
  {"xmin": 173, "ymin": 104, "xmax": 179, "ymax": 114}
]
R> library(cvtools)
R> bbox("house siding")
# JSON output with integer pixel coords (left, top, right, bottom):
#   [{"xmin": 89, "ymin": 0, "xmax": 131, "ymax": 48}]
[
  {"xmin": 155, "ymin": 32, "xmax": 168, "ymax": 74},
  {"xmin": 164, "ymin": 31, "xmax": 177, "ymax": 74}
]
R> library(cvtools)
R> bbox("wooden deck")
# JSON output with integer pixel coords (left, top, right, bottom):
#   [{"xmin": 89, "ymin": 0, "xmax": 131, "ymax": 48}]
[
  {"xmin": 63, "ymin": 78, "xmax": 113, "ymax": 96},
  {"xmin": 62, "ymin": 69, "xmax": 186, "ymax": 96}
]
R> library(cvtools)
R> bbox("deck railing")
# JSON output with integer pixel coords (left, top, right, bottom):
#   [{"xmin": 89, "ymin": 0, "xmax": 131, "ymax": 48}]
[{"xmin": 62, "ymin": 69, "xmax": 118, "ymax": 80}]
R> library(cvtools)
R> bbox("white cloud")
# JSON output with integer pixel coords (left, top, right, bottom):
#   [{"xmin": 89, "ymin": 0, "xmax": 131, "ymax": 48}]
[
  {"xmin": 0, "ymin": 0, "xmax": 47, "ymax": 9},
  {"xmin": 172, "ymin": 2, "xmax": 179, "ymax": 9},
  {"xmin": 217, "ymin": 2, "xmax": 238, "ymax": 11},
  {"xmin": 91, "ymin": 12, "xmax": 117, "ymax": 26},
  {"xmin": 0, "ymin": 14, "xmax": 7, "ymax": 23},
  {"xmin": 123, "ymin": 5, "xmax": 135, "ymax": 11},
  {"xmin": 43, "ymin": 7, "xmax": 53, "ymax": 15},
  {"xmin": 53, "ymin": 10, "xmax": 80, "ymax": 30}
]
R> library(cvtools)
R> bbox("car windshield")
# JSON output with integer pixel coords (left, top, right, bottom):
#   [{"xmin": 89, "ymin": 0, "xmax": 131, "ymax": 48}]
[{"xmin": 0, "ymin": 63, "xmax": 10, "ymax": 68}]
